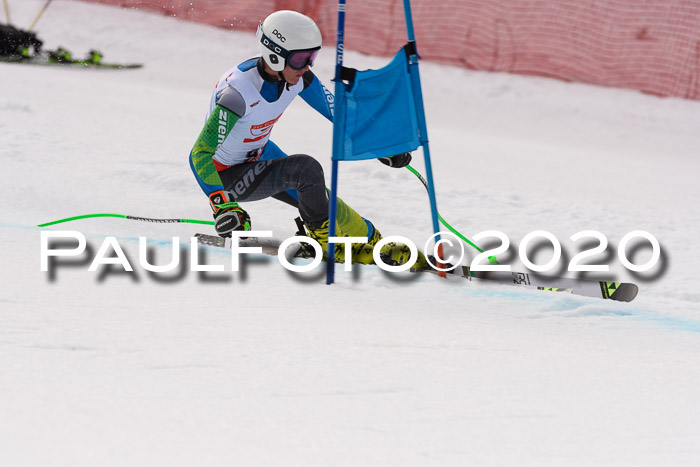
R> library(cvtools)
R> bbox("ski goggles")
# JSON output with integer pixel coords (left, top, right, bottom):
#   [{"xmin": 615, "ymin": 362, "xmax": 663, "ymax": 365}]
[
  {"xmin": 257, "ymin": 25, "xmax": 320, "ymax": 71},
  {"xmin": 286, "ymin": 48, "xmax": 320, "ymax": 70}
]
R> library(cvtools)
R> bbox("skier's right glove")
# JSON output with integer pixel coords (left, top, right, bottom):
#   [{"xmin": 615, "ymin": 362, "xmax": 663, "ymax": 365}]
[{"xmin": 209, "ymin": 191, "xmax": 251, "ymax": 238}]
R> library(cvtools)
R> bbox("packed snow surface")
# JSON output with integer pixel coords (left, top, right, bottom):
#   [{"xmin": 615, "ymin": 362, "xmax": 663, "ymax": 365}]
[{"xmin": 2, "ymin": 1, "xmax": 700, "ymax": 466}]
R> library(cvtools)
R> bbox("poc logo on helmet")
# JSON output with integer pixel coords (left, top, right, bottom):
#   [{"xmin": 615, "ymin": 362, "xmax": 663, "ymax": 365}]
[{"xmin": 271, "ymin": 29, "xmax": 286, "ymax": 42}]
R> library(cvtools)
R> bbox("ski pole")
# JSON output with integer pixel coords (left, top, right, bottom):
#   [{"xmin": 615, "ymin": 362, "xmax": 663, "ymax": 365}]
[
  {"xmin": 404, "ymin": 164, "xmax": 498, "ymax": 264},
  {"xmin": 3, "ymin": 0, "xmax": 11, "ymax": 25},
  {"xmin": 28, "ymin": 0, "xmax": 53, "ymax": 32},
  {"xmin": 37, "ymin": 213, "xmax": 214, "ymax": 228}
]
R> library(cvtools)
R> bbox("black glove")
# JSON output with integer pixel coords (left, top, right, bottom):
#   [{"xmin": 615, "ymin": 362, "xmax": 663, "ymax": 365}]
[
  {"xmin": 378, "ymin": 152, "xmax": 412, "ymax": 168},
  {"xmin": 209, "ymin": 191, "xmax": 251, "ymax": 237}
]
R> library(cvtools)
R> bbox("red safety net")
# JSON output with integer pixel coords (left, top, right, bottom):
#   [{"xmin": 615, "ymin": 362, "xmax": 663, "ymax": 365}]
[{"xmin": 82, "ymin": 0, "xmax": 700, "ymax": 99}]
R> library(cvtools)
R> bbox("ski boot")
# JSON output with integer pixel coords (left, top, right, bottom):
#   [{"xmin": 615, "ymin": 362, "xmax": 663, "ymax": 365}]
[
  {"xmin": 302, "ymin": 194, "xmax": 429, "ymax": 269},
  {"xmin": 378, "ymin": 241, "xmax": 429, "ymax": 270},
  {"xmin": 305, "ymin": 219, "xmax": 428, "ymax": 269},
  {"xmin": 304, "ymin": 219, "xmax": 380, "ymax": 264}
]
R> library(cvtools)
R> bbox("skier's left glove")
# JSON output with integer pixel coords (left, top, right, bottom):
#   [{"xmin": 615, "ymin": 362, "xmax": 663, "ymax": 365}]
[
  {"xmin": 378, "ymin": 152, "xmax": 412, "ymax": 168},
  {"xmin": 209, "ymin": 191, "xmax": 251, "ymax": 237}
]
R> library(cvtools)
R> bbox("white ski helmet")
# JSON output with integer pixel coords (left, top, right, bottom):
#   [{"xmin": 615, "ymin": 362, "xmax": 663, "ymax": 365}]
[{"xmin": 256, "ymin": 10, "xmax": 322, "ymax": 72}]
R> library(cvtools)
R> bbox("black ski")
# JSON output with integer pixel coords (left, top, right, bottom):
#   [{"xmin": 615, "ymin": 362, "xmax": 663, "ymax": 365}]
[
  {"xmin": 415, "ymin": 266, "xmax": 638, "ymax": 302},
  {"xmin": 0, "ymin": 54, "xmax": 142, "ymax": 69},
  {"xmin": 194, "ymin": 233, "xmax": 638, "ymax": 302},
  {"xmin": 0, "ymin": 51, "xmax": 142, "ymax": 69}
]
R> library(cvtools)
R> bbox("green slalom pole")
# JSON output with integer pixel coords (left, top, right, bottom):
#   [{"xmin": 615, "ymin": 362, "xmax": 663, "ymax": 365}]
[
  {"xmin": 405, "ymin": 165, "xmax": 498, "ymax": 264},
  {"xmin": 38, "ymin": 213, "xmax": 214, "ymax": 228}
]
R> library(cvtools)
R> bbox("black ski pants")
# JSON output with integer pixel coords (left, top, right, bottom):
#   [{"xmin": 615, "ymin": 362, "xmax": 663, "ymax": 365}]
[{"xmin": 218, "ymin": 154, "xmax": 328, "ymax": 228}]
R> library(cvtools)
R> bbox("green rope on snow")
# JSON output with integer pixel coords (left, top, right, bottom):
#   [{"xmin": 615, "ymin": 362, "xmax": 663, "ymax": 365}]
[
  {"xmin": 405, "ymin": 165, "xmax": 498, "ymax": 264},
  {"xmin": 37, "ymin": 213, "xmax": 214, "ymax": 228}
]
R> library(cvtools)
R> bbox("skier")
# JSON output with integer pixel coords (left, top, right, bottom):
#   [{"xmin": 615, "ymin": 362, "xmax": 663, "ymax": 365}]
[{"xmin": 189, "ymin": 10, "xmax": 426, "ymax": 267}]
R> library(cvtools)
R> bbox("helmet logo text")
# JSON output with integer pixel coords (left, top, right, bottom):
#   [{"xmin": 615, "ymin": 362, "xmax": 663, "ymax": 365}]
[{"xmin": 271, "ymin": 29, "xmax": 286, "ymax": 42}]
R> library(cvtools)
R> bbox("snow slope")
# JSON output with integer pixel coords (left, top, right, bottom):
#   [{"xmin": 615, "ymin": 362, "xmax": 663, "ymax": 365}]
[{"xmin": 1, "ymin": 1, "xmax": 700, "ymax": 466}]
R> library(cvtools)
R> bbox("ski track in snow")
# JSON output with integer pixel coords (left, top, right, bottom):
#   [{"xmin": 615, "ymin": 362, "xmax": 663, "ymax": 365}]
[{"xmin": 2, "ymin": 1, "xmax": 700, "ymax": 466}]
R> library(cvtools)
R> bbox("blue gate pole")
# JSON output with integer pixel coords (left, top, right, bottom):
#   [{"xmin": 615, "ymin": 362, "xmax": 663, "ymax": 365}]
[
  {"xmin": 402, "ymin": 0, "xmax": 443, "ymax": 266},
  {"xmin": 327, "ymin": 0, "xmax": 347, "ymax": 285}
]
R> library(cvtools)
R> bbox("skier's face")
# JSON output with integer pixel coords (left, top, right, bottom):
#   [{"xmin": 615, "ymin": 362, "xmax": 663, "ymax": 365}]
[{"xmin": 281, "ymin": 63, "xmax": 309, "ymax": 85}]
